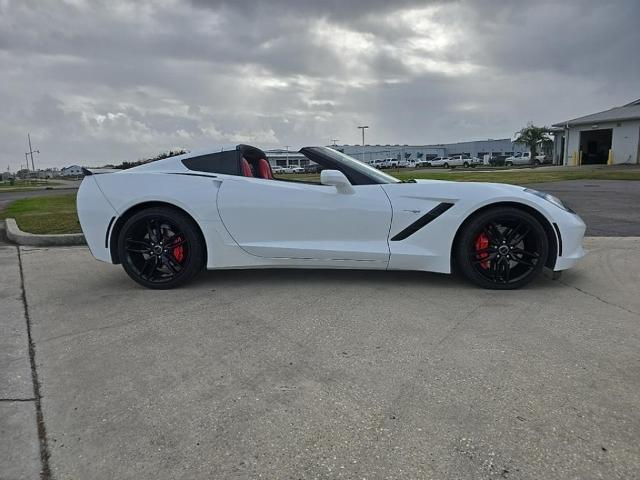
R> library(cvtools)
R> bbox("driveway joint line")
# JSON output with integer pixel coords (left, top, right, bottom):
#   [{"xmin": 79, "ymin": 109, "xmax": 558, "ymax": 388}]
[
  {"xmin": 0, "ymin": 398, "xmax": 37, "ymax": 402},
  {"xmin": 17, "ymin": 245, "xmax": 53, "ymax": 480}
]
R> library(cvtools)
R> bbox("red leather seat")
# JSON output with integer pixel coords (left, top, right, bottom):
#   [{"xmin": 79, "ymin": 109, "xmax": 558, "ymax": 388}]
[
  {"xmin": 257, "ymin": 159, "xmax": 273, "ymax": 180},
  {"xmin": 241, "ymin": 158, "xmax": 253, "ymax": 177}
]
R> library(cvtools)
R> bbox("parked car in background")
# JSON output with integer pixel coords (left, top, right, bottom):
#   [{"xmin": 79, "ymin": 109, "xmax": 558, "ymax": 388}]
[
  {"xmin": 271, "ymin": 166, "xmax": 285, "ymax": 174},
  {"xmin": 380, "ymin": 158, "xmax": 399, "ymax": 169},
  {"xmin": 505, "ymin": 152, "xmax": 548, "ymax": 166},
  {"xmin": 429, "ymin": 157, "xmax": 451, "ymax": 168},
  {"xmin": 399, "ymin": 159, "xmax": 416, "ymax": 168},
  {"xmin": 304, "ymin": 164, "xmax": 322, "ymax": 173}
]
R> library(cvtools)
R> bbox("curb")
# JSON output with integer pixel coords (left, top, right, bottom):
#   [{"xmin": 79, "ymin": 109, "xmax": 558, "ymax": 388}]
[{"xmin": 5, "ymin": 218, "xmax": 85, "ymax": 246}]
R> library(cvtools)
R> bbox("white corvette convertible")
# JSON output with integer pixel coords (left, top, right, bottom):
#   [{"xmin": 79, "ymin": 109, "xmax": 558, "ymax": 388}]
[{"xmin": 77, "ymin": 145, "xmax": 585, "ymax": 289}]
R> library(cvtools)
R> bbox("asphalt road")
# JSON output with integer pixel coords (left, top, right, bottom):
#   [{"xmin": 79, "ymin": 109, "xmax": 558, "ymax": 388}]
[
  {"xmin": 2, "ymin": 238, "xmax": 639, "ymax": 479},
  {"xmin": 527, "ymin": 180, "xmax": 640, "ymax": 236}
]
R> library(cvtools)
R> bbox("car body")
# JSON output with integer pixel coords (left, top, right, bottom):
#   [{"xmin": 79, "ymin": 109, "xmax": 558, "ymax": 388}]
[
  {"xmin": 380, "ymin": 158, "xmax": 398, "ymax": 169},
  {"xmin": 428, "ymin": 157, "xmax": 450, "ymax": 168},
  {"xmin": 399, "ymin": 159, "xmax": 416, "ymax": 168},
  {"xmin": 271, "ymin": 165, "xmax": 285, "ymax": 174},
  {"xmin": 505, "ymin": 152, "xmax": 548, "ymax": 166},
  {"xmin": 304, "ymin": 164, "xmax": 322, "ymax": 173},
  {"xmin": 291, "ymin": 167, "xmax": 305, "ymax": 173},
  {"xmin": 78, "ymin": 144, "xmax": 586, "ymax": 290}
]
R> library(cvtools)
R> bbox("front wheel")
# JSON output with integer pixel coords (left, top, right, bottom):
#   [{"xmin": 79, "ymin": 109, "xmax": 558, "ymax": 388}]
[
  {"xmin": 455, "ymin": 207, "xmax": 549, "ymax": 289},
  {"xmin": 443, "ymin": 162, "xmax": 449, "ymax": 169},
  {"xmin": 506, "ymin": 161, "xmax": 513, "ymax": 167},
  {"xmin": 463, "ymin": 161, "xmax": 469, "ymax": 168},
  {"xmin": 118, "ymin": 207, "xmax": 205, "ymax": 289}
]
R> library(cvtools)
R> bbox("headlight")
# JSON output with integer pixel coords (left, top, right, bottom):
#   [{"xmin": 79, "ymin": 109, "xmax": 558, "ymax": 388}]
[{"xmin": 524, "ymin": 188, "xmax": 574, "ymax": 213}]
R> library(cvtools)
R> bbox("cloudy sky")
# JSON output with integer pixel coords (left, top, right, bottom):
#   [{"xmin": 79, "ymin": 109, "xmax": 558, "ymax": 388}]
[{"xmin": 1, "ymin": 0, "xmax": 638, "ymax": 169}]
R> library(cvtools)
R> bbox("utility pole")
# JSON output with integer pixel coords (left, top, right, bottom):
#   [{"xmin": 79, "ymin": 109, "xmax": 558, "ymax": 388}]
[
  {"xmin": 26, "ymin": 133, "xmax": 39, "ymax": 171},
  {"xmin": 331, "ymin": 139, "xmax": 339, "ymax": 147},
  {"xmin": 357, "ymin": 126, "xmax": 369, "ymax": 163},
  {"xmin": 283, "ymin": 145, "xmax": 290, "ymax": 166}
]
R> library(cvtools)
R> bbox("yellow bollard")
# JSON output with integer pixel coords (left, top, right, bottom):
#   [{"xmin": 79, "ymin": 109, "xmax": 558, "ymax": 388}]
[
  {"xmin": 607, "ymin": 149, "xmax": 613, "ymax": 165},
  {"xmin": 578, "ymin": 150, "xmax": 583, "ymax": 166}
]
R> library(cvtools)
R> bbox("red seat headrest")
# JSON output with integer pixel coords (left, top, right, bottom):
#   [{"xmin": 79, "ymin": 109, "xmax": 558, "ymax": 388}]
[
  {"xmin": 241, "ymin": 158, "xmax": 253, "ymax": 177},
  {"xmin": 257, "ymin": 159, "xmax": 273, "ymax": 180}
]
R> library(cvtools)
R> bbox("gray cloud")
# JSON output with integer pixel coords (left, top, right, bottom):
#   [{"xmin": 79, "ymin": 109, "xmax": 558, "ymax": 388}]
[{"xmin": 0, "ymin": 0, "xmax": 637, "ymax": 169}]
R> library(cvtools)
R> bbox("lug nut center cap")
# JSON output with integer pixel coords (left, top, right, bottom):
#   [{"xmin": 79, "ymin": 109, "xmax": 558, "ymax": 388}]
[{"xmin": 498, "ymin": 245, "xmax": 510, "ymax": 255}]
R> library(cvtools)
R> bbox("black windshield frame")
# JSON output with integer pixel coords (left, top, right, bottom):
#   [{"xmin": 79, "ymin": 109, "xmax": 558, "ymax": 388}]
[{"xmin": 299, "ymin": 147, "xmax": 401, "ymax": 185}]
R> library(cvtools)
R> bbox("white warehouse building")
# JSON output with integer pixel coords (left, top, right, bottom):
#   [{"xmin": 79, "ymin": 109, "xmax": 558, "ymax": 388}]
[
  {"xmin": 552, "ymin": 98, "xmax": 640, "ymax": 165},
  {"xmin": 333, "ymin": 139, "xmax": 529, "ymax": 164}
]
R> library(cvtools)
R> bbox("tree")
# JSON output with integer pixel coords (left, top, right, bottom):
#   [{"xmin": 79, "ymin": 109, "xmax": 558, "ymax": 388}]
[{"xmin": 514, "ymin": 123, "xmax": 552, "ymax": 160}]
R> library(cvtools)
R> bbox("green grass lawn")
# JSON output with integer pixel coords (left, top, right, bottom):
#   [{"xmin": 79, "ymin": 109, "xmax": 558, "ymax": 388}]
[
  {"xmin": 0, "ymin": 179, "xmax": 60, "ymax": 190},
  {"xmin": 0, "ymin": 193, "xmax": 80, "ymax": 234}
]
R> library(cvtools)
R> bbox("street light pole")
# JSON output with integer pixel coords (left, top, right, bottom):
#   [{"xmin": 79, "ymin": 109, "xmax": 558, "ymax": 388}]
[
  {"xmin": 26, "ymin": 133, "xmax": 40, "ymax": 172},
  {"xmin": 283, "ymin": 145, "xmax": 290, "ymax": 166},
  {"xmin": 357, "ymin": 126, "xmax": 369, "ymax": 163},
  {"xmin": 331, "ymin": 139, "xmax": 339, "ymax": 147}
]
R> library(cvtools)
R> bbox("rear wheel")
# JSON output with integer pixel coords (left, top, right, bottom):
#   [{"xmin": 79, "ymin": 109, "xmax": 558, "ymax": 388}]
[
  {"xmin": 506, "ymin": 161, "xmax": 513, "ymax": 167},
  {"xmin": 455, "ymin": 207, "xmax": 548, "ymax": 289},
  {"xmin": 463, "ymin": 161, "xmax": 469, "ymax": 168},
  {"xmin": 118, "ymin": 207, "xmax": 205, "ymax": 289},
  {"xmin": 443, "ymin": 162, "xmax": 450, "ymax": 169}
]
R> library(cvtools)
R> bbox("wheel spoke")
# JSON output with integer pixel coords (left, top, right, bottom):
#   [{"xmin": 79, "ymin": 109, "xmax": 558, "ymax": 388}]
[
  {"xmin": 145, "ymin": 221, "xmax": 155, "ymax": 242},
  {"xmin": 497, "ymin": 257, "xmax": 511, "ymax": 283},
  {"xmin": 140, "ymin": 257, "xmax": 156, "ymax": 278},
  {"xmin": 509, "ymin": 226, "xmax": 530, "ymax": 245},
  {"xmin": 511, "ymin": 248, "xmax": 539, "ymax": 258},
  {"xmin": 471, "ymin": 252, "xmax": 497, "ymax": 264},
  {"xmin": 125, "ymin": 239, "xmax": 151, "ymax": 253},
  {"xmin": 164, "ymin": 255, "xmax": 182, "ymax": 274},
  {"xmin": 155, "ymin": 222, "xmax": 164, "ymax": 243},
  {"xmin": 165, "ymin": 236, "xmax": 186, "ymax": 248},
  {"xmin": 511, "ymin": 256, "xmax": 536, "ymax": 268},
  {"xmin": 484, "ymin": 222, "xmax": 504, "ymax": 244}
]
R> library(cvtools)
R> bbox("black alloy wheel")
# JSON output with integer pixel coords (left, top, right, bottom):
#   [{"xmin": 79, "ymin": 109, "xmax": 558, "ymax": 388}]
[
  {"xmin": 118, "ymin": 207, "xmax": 205, "ymax": 289},
  {"xmin": 455, "ymin": 207, "xmax": 549, "ymax": 289}
]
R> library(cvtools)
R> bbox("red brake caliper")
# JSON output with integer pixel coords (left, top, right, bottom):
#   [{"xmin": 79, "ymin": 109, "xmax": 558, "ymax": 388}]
[
  {"xmin": 475, "ymin": 232, "xmax": 490, "ymax": 269},
  {"xmin": 172, "ymin": 236, "xmax": 185, "ymax": 263}
]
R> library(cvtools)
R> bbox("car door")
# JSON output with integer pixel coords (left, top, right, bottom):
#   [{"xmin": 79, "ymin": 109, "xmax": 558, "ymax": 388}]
[{"xmin": 217, "ymin": 176, "xmax": 392, "ymax": 262}]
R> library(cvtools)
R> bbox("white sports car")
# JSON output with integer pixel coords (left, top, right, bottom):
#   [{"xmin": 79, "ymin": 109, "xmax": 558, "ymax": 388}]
[{"xmin": 77, "ymin": 145, "xmax": 586, "ymax": 290}]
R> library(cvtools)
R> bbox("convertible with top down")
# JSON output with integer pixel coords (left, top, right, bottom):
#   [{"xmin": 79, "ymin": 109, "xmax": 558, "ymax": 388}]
[{"xmin": 77, "ymin": 144, "xmax": 586, "ymax": 289}]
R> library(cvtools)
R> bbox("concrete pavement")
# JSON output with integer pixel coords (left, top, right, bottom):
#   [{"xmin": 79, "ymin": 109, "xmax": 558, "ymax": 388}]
[
  {"xmin": 2, "ymin": 238, "xmax": 639, "ymax": 479},
  {"xmin": 527, "ymin": 180, "xmax": 640, "ymax": 236},
  {"xmin": 0, "ymin": 246, "xmax": 43, "ymax": 479}
]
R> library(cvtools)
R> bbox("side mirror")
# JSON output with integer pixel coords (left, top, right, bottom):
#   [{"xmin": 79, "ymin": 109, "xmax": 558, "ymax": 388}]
[{"xmin": 320, "ymin": 169, "xmax": 354, "ymax": 194}]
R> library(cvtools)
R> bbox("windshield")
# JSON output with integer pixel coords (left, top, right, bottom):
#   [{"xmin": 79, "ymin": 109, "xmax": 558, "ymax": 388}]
[{"xmin": 309, "ymin": 147, "xmax": 401, "ymax": 184}]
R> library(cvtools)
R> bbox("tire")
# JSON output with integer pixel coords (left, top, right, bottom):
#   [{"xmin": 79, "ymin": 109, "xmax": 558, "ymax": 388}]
[
  {"xmin": 534, "ymin": 160, "xmax": 541, "ymax": 166},
  {"xmin": 463, "ymin": 162, "xmax": 469, "ymax": 168},
  {"xmin": 454, "ymin": 207, "xmax": 549, "ymax": 290},
  {"xmin": 506, "ymin": 161, "xmax": 513, "ymax": 167},
  {"xmin": 443, "ymin": 162, "xmax": 449, "ymax": 169},
  {"xmin": 117, "ymin": 207, "xmax": 205, "ymax": 289}
]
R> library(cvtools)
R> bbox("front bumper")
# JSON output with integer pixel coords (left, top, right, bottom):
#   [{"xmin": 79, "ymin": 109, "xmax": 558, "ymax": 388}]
[{"xmin": 552, "ymin": 211, "xmax": 586, "ymax": 271}]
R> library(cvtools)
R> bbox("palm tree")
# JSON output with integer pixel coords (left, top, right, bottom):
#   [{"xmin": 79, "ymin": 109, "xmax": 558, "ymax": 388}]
[{"xmin": 514, "ymin": 123, "xmax": 552, "ymax": 161}]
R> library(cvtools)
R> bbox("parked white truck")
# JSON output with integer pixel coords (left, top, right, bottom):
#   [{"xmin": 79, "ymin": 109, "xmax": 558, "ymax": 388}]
[{"xmin": 505, "ymin": 152, "xmax": 548, "ymax": 166}]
